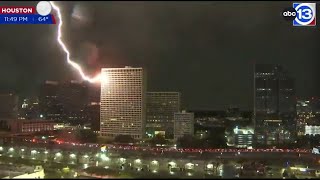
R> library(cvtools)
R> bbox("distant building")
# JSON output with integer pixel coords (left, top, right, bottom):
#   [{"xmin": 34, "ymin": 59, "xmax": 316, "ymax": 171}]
[
  {"xmin": 19, "ymin": 97, "xmax": 40, "ymax": 120},
  {"xmin": 146, "ymin": 92, "xmax": 181, "ymax": 138},
  {"xmin": 100, "ymin": 67, "xmax": 146, "ymax": 139},
  {"xmin": 85, "ymin": 83, "xmax": 101, "ymax": 133},
  {"xmin": 174, "ymin": 110, "xmax": 194, "ymax": 139},
  {"xmin": 193, "ymin": 110, "xmax": 226, "ymax": 127},
  {"xmin": 296, "ymin": 99, "xmax": 316, "ymax": 136},
  {"xmin": 9, "ymin": 119, "xmax": 55, "ymax": 134},
  {"xmin": 39, "ymin": 80, "xmax": 89, "ymax": 124},
  {"xmin": 254, "ymin": 64, "xmax": 296, "ymax": 146},
  {"xmin": 226, "ymin": 126, "xmax": 254, "ymax": 148},
  {"xmin": 86, "ymin": 102, "xmax": 100, "ymax": 133},
  {"xmin": 305, "ymin": 125, "xmax": 320, "ymax": 136},
  {"xmin": 39, "ymin": 81, "xmax": 63, "ymax": 121},
  {"xmin": 58, "ymin": 80, "xmax": 88, "ymax": 124},
  {"xmin": 0, "ymin": 93, "xmax": 18, "ymax": 119}
]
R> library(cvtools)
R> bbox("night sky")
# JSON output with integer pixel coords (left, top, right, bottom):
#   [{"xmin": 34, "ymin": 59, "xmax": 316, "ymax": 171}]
[{"xmin": 0, "ymin": 1, "xmax": 319, "ymax": 110}]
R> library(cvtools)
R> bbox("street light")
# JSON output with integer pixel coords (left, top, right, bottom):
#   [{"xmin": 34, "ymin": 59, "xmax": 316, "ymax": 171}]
[
  {"xmin": 9, "ymin": 147, "xmax": 14, "ymax": 152},
  {"xmin": 168, "ymin": 161, "xmax": 176, "ymax": 168},
  {"xmin": 135, "ymin": 159, "xmax": 141, "ymax": 164},
  {"xmin": 185, "ymin": 163, "xmax": 194, "ymax": 170},
  {"xmin": 152, "ymin": 160, "xmax": 158, "ymax": 165},
  {"xmin": 0, "ymin": 147, "xmax": 3, "ymax": 151},
  {"xmin": 70, "ymin": 153, "xmax": 76, "ymax": 158},
  {"xmin": 56, "ymin": 152, "xmax": 62, "ymax": 157},
  {"xmin": 207, "ymin": 164, "xmax": 213, "ymax": 169},
  {"xmin": 119, "ymin": 157, "xmax": 126, "ymax": 163},
  {"xmin": 31, "ymin": 150, "xmax": 37, "ymax": 154}
]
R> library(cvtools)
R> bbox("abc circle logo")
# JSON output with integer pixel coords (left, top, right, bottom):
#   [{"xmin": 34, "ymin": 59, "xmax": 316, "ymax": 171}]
[
  {"xmin": 294, "ymin": 3, "xmax": 316, "ymax": 26},
  {"xmin": 282, "ymin": 3, "xmax": 316, "ymax": 26}
]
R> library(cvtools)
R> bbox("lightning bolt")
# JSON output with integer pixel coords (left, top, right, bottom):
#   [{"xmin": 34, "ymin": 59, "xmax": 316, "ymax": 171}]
[{"xmin": 50, "ymin": 1, "xmax": 101, "ymax": 83}]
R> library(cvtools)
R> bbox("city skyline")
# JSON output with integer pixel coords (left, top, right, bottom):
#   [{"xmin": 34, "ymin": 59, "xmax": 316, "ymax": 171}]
[{"xmin": 0, "ymin": 1, "xmax": 319, "ymax": 110}]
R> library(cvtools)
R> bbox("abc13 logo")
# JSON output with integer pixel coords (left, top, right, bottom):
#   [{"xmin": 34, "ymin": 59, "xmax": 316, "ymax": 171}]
[{"xmin": 282, "ymin": 3, "xmax": 316, "ymax": 26}]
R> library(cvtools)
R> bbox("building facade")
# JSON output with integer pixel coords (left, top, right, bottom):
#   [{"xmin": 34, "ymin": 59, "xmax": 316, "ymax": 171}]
[
  {"xmin": 296, "ymin": 99, "xmax": 315, "ymax": 136},
  {"xmin": 85, "ymin": 83, "xmax": 101, "ymax": 133},
  {"xmin": 58, "ymin": 81, "xmax": 88, "ymax": 124},
  {"xmin": 39, "ymin": 80, "xmax": 89, "ymax": 124},
  {"xmin": 39, "ymin": 81, "xmax": 63, "ymax": 121},
  {"xmin": 146, "ymin": 92, "xmax": 181, "ymax": 139},
  {"xmin": 226, "ymin": 126, "xmax": 254, "ymax": 148},
  {"xmin": 174, "ymin": 110, "xmax": 194, "ymax": 140},
  {"xmin": 100, "ymin": 67, "xmax": 146, "ymax": 139},
  {"xmin": 254, "ymin": 64, "xmax": 296, "ymax": 146},
  {"xmin": 0, "ymin": 93, "xmax": 18, "ymax": 119},
  {"xmin": 9, "ymin": 119, "xmax": 55, "ymax": 133}
]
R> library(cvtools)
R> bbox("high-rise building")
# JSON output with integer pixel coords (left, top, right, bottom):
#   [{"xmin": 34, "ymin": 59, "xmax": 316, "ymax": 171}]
[
  {"xmin": 58, "ymin": 80, "xmax": 88, "ymax": 124},
  {"xmin": 146, "ymin": 92, "xmax": 181, "ymax": 139},
  {"xmin": 39, "ymin": 80, "xmax": 88, "ymax": 124},
  {"xmin": 174, "ymin": 110, "xmax": 194, "ymax": 140},
  {"xmin": 0, "ymin": 93, "xmax": 18, "ymax": 120},
  {"xmin": 254, "ymin": 64, "xmax": 296, "ymax": 146},
  {"xmin": 100, "ymin": 66, "xmax": 146, "ymax": 139},
  {"xmin": 39, "ymin": 81, "xmax": 63, "ymax": 121}
]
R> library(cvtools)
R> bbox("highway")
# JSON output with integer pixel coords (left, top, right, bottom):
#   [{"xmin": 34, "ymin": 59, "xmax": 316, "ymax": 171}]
[{"xmin": 1, "ymin": 142, "xmax": 320, "ymax": 179}]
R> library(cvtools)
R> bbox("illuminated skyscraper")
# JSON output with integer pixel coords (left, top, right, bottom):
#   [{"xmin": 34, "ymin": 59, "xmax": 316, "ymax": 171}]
[
  {"xmin": 254, "ymin": 64, "xmax": 296, "ymax": 145},
  {"xmin": 100, "ymin": 66, "xmax": 146, "ymax": 139}
]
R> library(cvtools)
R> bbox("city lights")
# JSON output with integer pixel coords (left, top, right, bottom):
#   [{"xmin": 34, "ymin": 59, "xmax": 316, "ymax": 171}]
[
  {"xmin": 0, "ymin": 1, "xmax": 319, "ymax": 179},
  {"xmin": 206, "ymin": 164, "xmax": 213, "ymax": 169},
  {"xmin": 70, "ymin": 153, "xmax": 76, "ymax": 158}
]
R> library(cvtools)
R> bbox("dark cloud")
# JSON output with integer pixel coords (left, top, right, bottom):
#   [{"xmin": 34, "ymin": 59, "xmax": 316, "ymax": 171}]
[{"xmin": 0, "ymin": 1, "xmax": 319, "ymax": 109}]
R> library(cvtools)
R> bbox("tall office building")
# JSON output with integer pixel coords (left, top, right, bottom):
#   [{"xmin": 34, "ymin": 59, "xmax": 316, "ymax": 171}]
[
  {"xmin": 59, "ymin": 80, "xmax": 88, "ymax": 124},
  {"xmin": 100, "ymin": 66, "xmax": 146, "ymax": 139},
  {"xmin": 146, "ymin": 92, "xmax": 181, "ymax": 139},
  {"xmin": 254, "ymin": 64, "xmax": 296, "ymax": 127},
  {"xmin": 39, "ymin": 80, "xmax": 88, "ymax": 124},
  {"xmin": 39, "ymin": 81, "xmax": 63, "ymax": 121},
  {"xmin": 174, "ymin": 110, "xmax": 194, "ymax": 140},
  {"xmin": 254, "ymin": 64, "xmax": 296, "ymax": 145}
]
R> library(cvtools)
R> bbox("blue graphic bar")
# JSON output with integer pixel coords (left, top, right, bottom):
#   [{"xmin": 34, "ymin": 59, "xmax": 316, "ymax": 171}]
[{"xmin": 0, "ymin": 14, "xmax": 56, "ymax": 24}]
